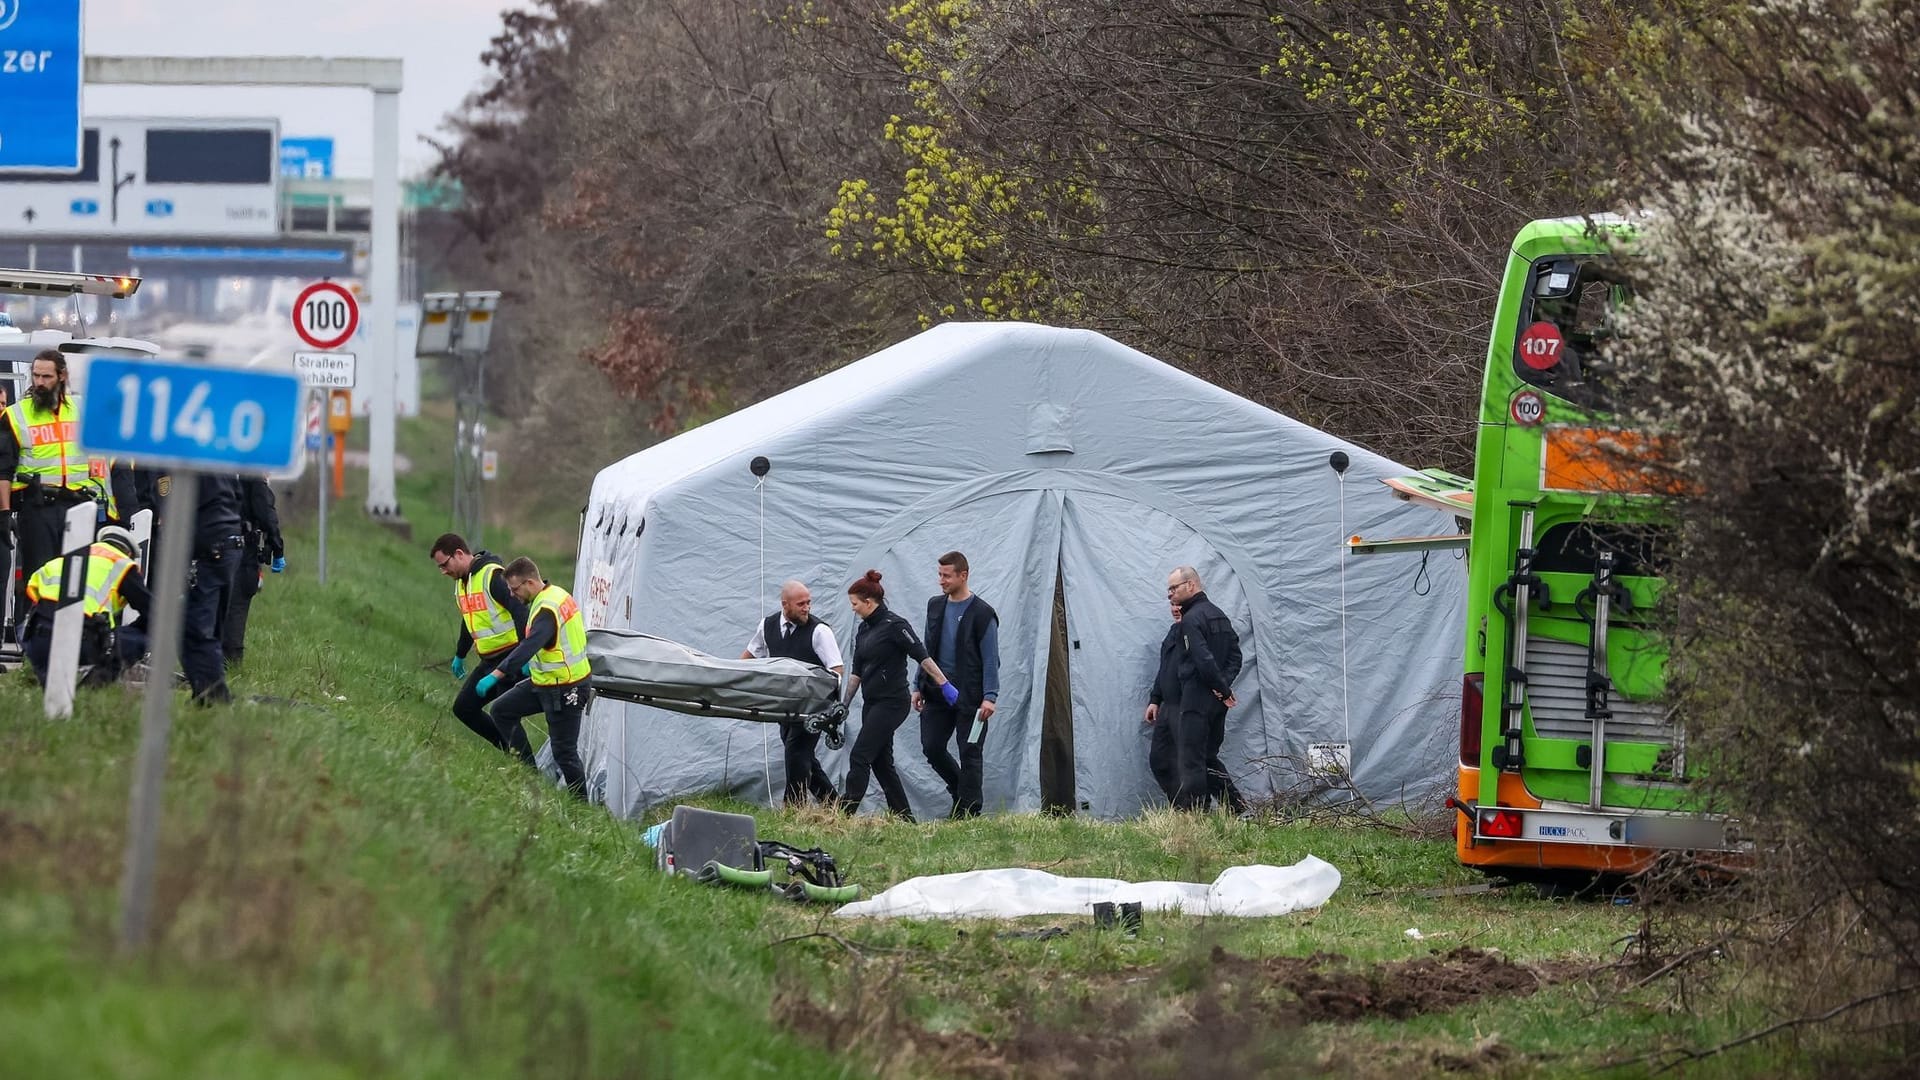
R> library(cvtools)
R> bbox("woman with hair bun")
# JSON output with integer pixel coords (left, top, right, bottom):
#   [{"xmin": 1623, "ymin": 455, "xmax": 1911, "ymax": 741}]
[{"xmin": 841, "ymin": 569, "xmax": 960, "ymax": 819}]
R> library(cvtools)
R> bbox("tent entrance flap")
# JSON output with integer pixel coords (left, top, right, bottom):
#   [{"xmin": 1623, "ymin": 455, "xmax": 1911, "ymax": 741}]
[
  {"xmin": 1056, "ymin": 490, "xmax": 1270, "ymax": 818},
  {"xmin": 1039, "ymin": 552, "xmax": 1076, "ymax": 814}
]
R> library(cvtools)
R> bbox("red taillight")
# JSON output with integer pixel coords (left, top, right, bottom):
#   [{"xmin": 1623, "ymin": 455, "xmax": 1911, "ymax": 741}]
[
  {"xmin": 1481, "ymin": 809, "xmax": 1524, "ymax": 838},
  {"xmin": 1460, "ymin": 673, "xmax": 1485, "ymax": 765}
]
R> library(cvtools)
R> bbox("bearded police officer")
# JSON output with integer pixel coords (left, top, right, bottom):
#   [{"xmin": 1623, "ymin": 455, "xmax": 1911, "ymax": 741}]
[
  {"xmin": 0, "ymin": 351, "xmax": 109, "ymax": 622},
  {"xmin": 742, "ymin": 579, "xmax": 845, "ymax": 806}
]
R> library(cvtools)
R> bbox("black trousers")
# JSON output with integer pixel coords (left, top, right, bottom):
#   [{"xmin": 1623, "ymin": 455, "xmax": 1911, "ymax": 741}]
[
  {"xmin": 450, "ymin": 654, "xmax": 516, "ymax": 750},
  {"xmin": 1169, "ymin": 691, "xmax": 1245, "ymax": 812},
  {"xmin": 1169, "ymin": 688, "xmax": 1224, "ymax": 810},
  {"xmin": 221, "ymin": 547, "xmax": 263, "ymax": 661},
  {"xmin": 1148, "ymin": 714, "xmax": 1176, "ymax": 802},
  {"xmin": 12, "ymin": 498, "xmax": 81, "ymax": 624},
  {"xmin": 918, "ymin": 697, "xmax": 988, "ymax": 817},
  {"xmin": 1206, "ymin": 707, "xmax": 1247, "ymax": 814},
  {"xmin": 490, "ymin": 678, "xmax": 589, "ymax": 799},
  {"xmin": 183, "ymin": 540, "xmax": 242, "ymax": 703},
  {"xmin": 842, "ymin": 695, "xmax": 912, "ymax": 817},
  {"xmin": 24, "ymin": 614, "xmax": 147, "ymax": 687},
  {"xmin": 781, "ymin": 723, "xmax": 838, "ymax": 805}
]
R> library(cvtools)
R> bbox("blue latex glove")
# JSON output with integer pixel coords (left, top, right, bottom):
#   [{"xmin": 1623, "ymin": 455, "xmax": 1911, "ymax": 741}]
[
  {"xmin": 476, "ymin": 671, "xmax": 499, "ymax": 696},
  {"xmin": 271, "ymin": 556, "xmax": 286, "ymax": 573},
  {"xmin": 940, "ymin": 682, "xmax": 960, "ymax": 707},
  {"xmin": 520, "ymin": 663, "xmax": 531, "ymax": 677},
  {"xmin": 451, "ymin": 656, "xmax": 466, "ymax": 678}
]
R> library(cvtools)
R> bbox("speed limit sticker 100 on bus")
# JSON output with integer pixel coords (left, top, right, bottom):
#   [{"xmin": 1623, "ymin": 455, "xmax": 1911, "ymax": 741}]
[
  {"xmin": 293, "ymin": 281, "xmax": 361, "ymax": 351},
  {"xmin": 1510, "ymin": 390, "xmax": 1545, "ymax": 427}
]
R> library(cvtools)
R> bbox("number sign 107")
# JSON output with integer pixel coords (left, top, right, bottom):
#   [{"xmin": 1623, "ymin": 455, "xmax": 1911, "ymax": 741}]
[{"xmin": 117, "ymin": 374, "xmax": 267, "ymax": 454}]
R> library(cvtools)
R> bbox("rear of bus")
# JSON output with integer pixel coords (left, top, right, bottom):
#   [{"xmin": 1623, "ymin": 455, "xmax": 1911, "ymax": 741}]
[{"xmin": 1453, "ymin": 217, "xmax": 1742, "ymax": 886}]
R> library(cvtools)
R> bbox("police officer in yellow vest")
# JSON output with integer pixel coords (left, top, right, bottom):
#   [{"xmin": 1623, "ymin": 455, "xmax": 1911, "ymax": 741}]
[
  {"xmin": 21, "ymin": 525, "xmax": 151, "ymax": 687},
  {"xmin": 0, "ymin": 350, "xmax": 117, "ymax": 625},
  {"xmin": 477, "ymin": 556, "xmax": 592, "ymax": 799},
  {"xmin": 430, "ymin": 533, "xmax": 529, "ymax": 750}
]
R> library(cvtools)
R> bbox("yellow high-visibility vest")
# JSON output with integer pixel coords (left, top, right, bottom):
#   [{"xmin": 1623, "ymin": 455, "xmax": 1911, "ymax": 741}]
[
  {"xmin": 456, "ymin": 561, "xmax": 520, "ymax": 656},
  {"xmin": 528, "ymin": 584, "xmax": 590, "ymax": 686},
  {"xmin": 26, "ymin": 544, "xmax": 136, "ymax": 626},
  {"xmin": 5, "ymin": 397, "xmax": 104, "ymax": 496}
]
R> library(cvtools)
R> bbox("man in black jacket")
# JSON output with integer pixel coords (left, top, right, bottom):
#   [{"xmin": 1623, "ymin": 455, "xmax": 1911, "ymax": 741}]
[
  {"xmin": 144, "ymin": 469, "xmax": 245, "ymax": 704},
  {"xmin": 222, "ymin": 476, "xmax": 286, "ymax": 665},
  {"xmin": 1144, "ymin": 600, "xmax": 1185, "ymax": 803},
  {"xmin": 913, "ymin": 551, "xmax": 1000, "ymax": 818},
  {"xmin": 742, "ymin": 579, "xmax": 844, "ymax": 805},
  {"xmin": 1165, "ymin": 565, "xmax": 1245, "ymax": 812}
]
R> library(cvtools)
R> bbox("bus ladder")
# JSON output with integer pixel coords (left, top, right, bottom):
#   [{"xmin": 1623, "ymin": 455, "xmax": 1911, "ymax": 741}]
[
  {"xmin": 1578, "ymin": 549, "xmax": 1633, "ymax": 810},
  {"xmin": 1491, "ymin": 506, "xmax": 1549, "ymax": 772}
]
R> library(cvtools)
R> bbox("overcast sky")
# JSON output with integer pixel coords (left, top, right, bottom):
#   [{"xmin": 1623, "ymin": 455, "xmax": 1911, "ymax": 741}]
[{"xmin": 82, "ymin": 0, "xmax": 523, "ymax": 177}]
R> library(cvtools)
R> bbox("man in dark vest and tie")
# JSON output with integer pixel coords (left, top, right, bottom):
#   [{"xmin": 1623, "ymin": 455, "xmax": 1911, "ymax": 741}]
[
  {"xmin": 742, "ymin": 579, "xmax": 845, "ymax": 805},
  {"xmin": 913, "ymin": 551, "xmax": 1000, "ymax": 818}
]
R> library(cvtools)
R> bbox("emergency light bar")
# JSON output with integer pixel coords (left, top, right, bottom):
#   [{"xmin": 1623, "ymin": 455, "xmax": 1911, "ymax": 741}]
[{"xmin": 0, "ymin": 269, "xmax": 142, "ymax": 299}]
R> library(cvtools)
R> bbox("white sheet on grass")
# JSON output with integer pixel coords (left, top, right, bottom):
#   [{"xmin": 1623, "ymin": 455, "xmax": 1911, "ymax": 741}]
[{"xmin": 834, "ymin": 855, "xmax": 1341, "ymax": 919}]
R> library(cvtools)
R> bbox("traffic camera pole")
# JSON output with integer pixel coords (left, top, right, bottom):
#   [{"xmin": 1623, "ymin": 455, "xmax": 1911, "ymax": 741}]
[{"xmin": 118, "ymin": 473, "xmax": 198, "ymax": 956}]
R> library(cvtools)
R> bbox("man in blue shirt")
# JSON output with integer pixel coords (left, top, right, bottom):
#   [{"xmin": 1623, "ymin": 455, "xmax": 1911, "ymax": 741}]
[{"xmin": 913, "ymin": 550, "xmax": 1000, "ymax": 818}]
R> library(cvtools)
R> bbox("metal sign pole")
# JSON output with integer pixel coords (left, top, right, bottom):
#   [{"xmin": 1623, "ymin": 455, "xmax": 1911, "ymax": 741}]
[
  {"xmin": 449, "ymin": 302, "xmax": 471, "ymax": 541},
  {"xmin": 118, "ymin": 473, "xmax": 198, "ymax": 956},
  {"xmin": 474, "ymin": 348, "xmax": 486, "ymax": 548},
  {"xmin": 418, "ymin": 290, "xmax": 502, "ymax": 544},
  {"xmin": 316, "ymin": 390, "xmax": 330, "ymax": 587}
]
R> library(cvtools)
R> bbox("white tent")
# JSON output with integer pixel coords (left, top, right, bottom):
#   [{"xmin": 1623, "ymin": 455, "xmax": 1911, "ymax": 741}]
[{"xmin": 572, "ymin": 323, "xmax": 1465, "ymax": 819}]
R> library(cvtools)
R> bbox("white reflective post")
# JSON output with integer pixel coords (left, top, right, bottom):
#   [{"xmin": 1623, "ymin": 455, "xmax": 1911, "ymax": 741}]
[
  {"xmin": 43, "ymin": 502, "xmax": 100, "ymax": 720},
  {"xmin": 121, "ymin": 507, "xmax": 153, "ymax": 628}
]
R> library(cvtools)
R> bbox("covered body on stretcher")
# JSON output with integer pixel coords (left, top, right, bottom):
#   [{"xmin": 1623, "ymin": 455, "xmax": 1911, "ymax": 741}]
[{"xmin": 586, "ymin": 628, "xmax": 848, "ymax": 747}]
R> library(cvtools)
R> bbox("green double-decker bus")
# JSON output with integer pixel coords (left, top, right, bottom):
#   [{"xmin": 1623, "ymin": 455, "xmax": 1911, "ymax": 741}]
[{"xmin": 1366, "ymin": 216, "xmax": 1744, "ymax": 886}]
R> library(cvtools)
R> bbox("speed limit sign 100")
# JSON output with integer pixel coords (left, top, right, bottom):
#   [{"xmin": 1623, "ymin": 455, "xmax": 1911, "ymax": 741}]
[{"xmin": 293, "ymin": 281, "xmax": 361, "ymax": 351}]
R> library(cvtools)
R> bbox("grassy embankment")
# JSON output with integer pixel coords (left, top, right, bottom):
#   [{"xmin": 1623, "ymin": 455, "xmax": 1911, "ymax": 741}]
[{"xmin": 0, "ymin": 402, "xmax": 1860, "ymax": 1077}]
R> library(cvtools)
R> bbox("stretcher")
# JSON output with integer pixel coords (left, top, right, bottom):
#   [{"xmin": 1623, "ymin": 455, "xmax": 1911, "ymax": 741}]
[{"xmin": 586, "ymin": 628, "xmax": 849, "ymax": 749}]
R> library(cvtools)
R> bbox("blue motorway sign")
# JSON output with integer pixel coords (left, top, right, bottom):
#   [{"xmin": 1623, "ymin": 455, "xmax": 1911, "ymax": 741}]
[
  {"xmin": 0, "ymin": 0, "xmax": 85, "ymax": 172},
  {"xmin": 279, "ymin": 137, "xmax": 335, "ymax": 179},
  {"xmin": 80, "ymin": 358, "xmax": 303, "ymax": 473}
]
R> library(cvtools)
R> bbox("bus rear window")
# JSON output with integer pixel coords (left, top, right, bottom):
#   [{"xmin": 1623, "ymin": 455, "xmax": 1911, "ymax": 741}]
[
  {"xmin": 1533, "ymin": 521, "xmax": 1668, "ymax": 578},
  {"xmin": 1514, "ymin": 257, "xmax": 1629, "ymax": 409}
]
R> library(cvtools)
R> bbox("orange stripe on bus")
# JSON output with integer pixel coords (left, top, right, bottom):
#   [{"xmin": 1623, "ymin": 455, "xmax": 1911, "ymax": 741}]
[{"xmin": 1540, "ymin": 427, "xmax": 1685, "ymax": 497}]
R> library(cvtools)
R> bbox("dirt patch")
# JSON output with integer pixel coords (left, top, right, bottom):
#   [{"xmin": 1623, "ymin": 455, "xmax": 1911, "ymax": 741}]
[
  {"xmin": 777, "ymin": 945, "xmax": 1590, "ymax": 1078},
  {"xmin": 1205, "ymin": 945, "xmax": 1572, "ymax": 1023}
]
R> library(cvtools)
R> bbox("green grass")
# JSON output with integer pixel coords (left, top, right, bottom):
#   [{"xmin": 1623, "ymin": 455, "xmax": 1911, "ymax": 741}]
[{"xmin": 0, "ymin": 408, "xmax": 1873, "ymax": 1078}]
